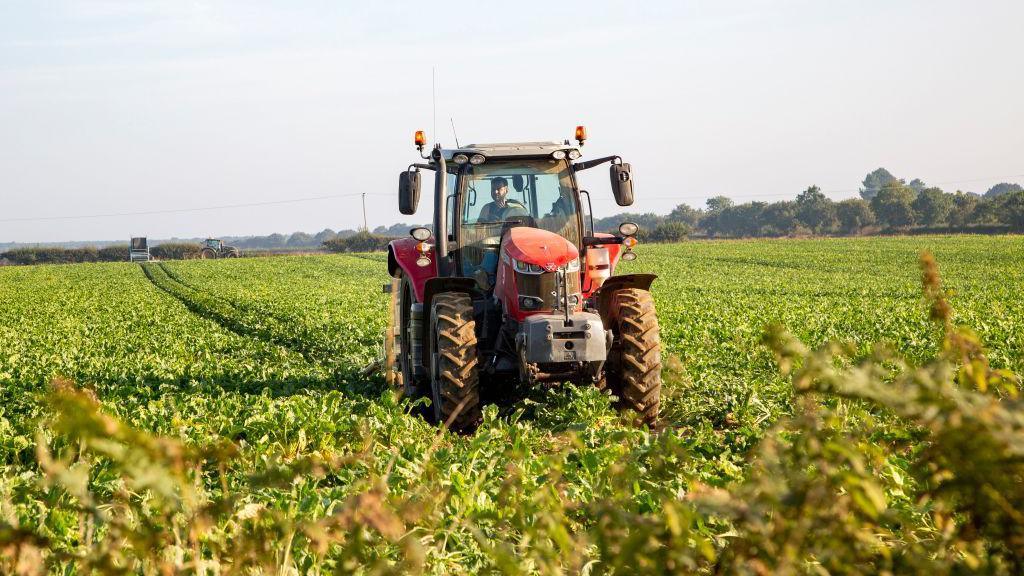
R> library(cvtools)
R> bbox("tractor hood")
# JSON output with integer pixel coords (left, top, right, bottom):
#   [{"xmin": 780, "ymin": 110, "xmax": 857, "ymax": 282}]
[{"xmin": 502, "ymin": 227, "xmax": 579, "ymax": 272}]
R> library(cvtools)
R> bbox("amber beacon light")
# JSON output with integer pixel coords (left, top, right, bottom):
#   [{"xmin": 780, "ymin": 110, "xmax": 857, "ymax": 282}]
[
  {"xmin": 414, "ymin": 130, "xmax": 426, "ymax": 151},
  {"xmin": 574, "ymin": 125, "xmax": 587, "ymax": 145}
]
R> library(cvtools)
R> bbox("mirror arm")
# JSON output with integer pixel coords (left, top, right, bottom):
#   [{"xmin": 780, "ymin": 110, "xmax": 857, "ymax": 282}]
[
  {"xmin": 408, "ymin": 163, "xmax": 434, "ymax": 171},
  {"xmin": 583, "ymin": 235, "xmax": 625, "ymax": 246},
  {"xmin": 572, "ymin": 155, "xmax": 621, "ymax": 172}
]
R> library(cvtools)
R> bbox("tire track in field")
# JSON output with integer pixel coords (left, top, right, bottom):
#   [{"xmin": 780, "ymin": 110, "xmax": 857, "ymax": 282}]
[{"xmin": 140, "ymin": 263, "xmax": 339, "ymax": 371}]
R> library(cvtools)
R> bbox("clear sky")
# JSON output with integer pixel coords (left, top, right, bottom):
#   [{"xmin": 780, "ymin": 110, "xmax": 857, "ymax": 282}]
[{"xmin": 1, "ymin": 0, "xmax": 1022, "ymax": 243}]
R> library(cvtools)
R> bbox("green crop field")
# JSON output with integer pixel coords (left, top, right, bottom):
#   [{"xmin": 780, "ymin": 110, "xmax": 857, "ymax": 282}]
[{"xmin": 2, "ymin": 236, "xmax": 1023, "ymax": 574}]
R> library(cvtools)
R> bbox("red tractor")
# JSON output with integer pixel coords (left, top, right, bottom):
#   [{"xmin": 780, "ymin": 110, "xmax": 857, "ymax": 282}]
[{"xmin": 384, "ymin": 127, "xmax": 660, "ymax": 432}]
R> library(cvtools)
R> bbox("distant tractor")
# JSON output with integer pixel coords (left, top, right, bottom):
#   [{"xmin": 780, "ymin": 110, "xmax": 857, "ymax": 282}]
[
  {"xmin": 129, "ymin": 237, "xmax": 151, "ymax": 262},
  {"xmin": 199, "ymin": 238, "xmax": 240, "ymax": 259},
  {"xmin": 384, "ymin": 126, "xmax": 661, "ymax": 432}
]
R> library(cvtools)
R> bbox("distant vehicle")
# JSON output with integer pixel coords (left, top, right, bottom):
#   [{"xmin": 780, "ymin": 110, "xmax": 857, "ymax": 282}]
[
  {"xmin": 129, "ymin": 237, "xmax": 151, "ymax": 262},
  {"xmin": 199, "ymin": 238, "xmax": 240, "ymax": 259}
]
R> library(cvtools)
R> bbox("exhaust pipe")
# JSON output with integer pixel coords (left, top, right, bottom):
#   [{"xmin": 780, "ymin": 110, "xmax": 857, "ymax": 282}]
[{"xmin": 431, "ymin": 146, "xmax": 450, "ymax": 276}]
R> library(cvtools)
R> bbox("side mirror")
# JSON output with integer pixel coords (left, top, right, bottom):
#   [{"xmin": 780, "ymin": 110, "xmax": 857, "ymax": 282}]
[
  {"xmin": 610, "ymin": 162, "xmax": 634, "ymax": 206},
  {"xmin": 398, "ymin": 169, "xmax": 421, "ymax": 215}
]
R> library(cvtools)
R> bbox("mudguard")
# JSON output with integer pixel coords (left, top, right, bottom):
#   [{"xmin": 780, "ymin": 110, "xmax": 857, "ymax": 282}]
[
  {"xmin": 387, "ymin": 238, "xmax": 437, "ymax": 302},
  {"xmin": 595, "ymin": 273, "xmax": 658, "ymax": 311}
]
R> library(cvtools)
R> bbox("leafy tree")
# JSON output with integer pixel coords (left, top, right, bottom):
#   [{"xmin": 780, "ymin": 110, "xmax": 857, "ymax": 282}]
[
  {"xmin": 984, "ymin": 182, "xmax": 1023, "ymax": 198},
  {"xmin": 760, "ymin": 201, "xmax": 800, "ymax": 236},
  {"xmin": 948, "ymin": 192, "xmax": 980, "ymax": 228},
  {"xmin": 999, "ymin": 191, "xmax": 1024, "ymax": 228},
  {"xmin": 911, "ymin": 187, "xmax": 953, "ymax": 226},
  {"xmin": 871, "ymin": 181, "xmax": 916, "ymax": 229},
  {"xmin": 644, "ymin": 221, "xmax": 691, "ymax": 242},
  {"xmin": 795, "ymin": 185, "xmax": 837, "ymax": 234},
  {"xmin": 700, "ymin": 197, "xmax": 736, "ymax": 235},
  {"xmin": 859, "ymin": 168, "xmax": 898, "ymax": 200},
  {"xmin": 322, "ymin": 231, "xmax": 393, "ymax": 252},
  {"xmin": 593, "ymin": 213, "xmax": 663, "ymax": 234},
  {"xmin": 706, "ymin": 196, "xmax": 734, "ymax": 212},
  {"xmin": 264, "ymin": 233, "xmax": 287, "ymax": 248},
  {"xmin": 286, "ymin": 232, "xmax": 314, "ymax": 247},
  {"xmin": 970, "ymin": 196, "xmax": 1004, "ymax": 225},
  {"xmin": 835, "ymin": 198, "xmax": 875, "ymax": 234},
  {"xmin": 667, "ymin": 203, "xmax": 702, "ymax": 226},
  {"xmin": 313, "ymin": 228, "xmax": 338, "ymax": 244},
  {"xmin": 715, "ymin": 202, "xmax": 766, "ymax": 237},
  {"xmin": 908, "ymin": 178, "xmax": 927, "ymax": 194}
]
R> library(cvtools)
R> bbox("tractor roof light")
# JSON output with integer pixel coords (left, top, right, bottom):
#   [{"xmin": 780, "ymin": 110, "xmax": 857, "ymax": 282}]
[
  {"xmin": 568, "ymin": 149, "xmax": 582, "ymax": 160},
  {"xmin": 575, "ymin": 125, "xmax": 587, "ymax": 145},
  {"xmin": 414, "ymin": 130, "xmax": 426, "ymax": 151},
  {"xmin": 551, "ymin": 150, "xmax": 567, "ymax": 160},
  {"xmin": 453, "ymin": 153, "xmax": 469, "ymax": 164},
  {"xmin": 469, "ymin": 154, "xmax": 486, "ymax": 165},
  {"xmin": 410, "ymin": 227, "xmax": 431, "ymax": 241}
]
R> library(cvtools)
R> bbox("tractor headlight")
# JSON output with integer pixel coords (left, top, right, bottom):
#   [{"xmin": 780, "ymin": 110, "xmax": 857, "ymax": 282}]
[
  {"xmin": 453, "ymin": 153, "xmax": 469, "ymax": 164},
  {"xmin": 568, "ymin": 149, "xmax": 582, "ymax": 160},
  {"xmin": 551, "ymin": 150, "xmax": 567, "ymax": 160},
  {"xmin": 469, "ymin": 154, "xmax": 486, "ymax": 165},
  {"xmin": 513, "ymin": 258, "xmax": 544, "ymax": 274}
]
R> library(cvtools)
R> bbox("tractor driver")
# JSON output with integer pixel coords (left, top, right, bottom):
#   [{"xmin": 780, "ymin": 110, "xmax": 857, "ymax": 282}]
[{"xmin": 479, "ymin": 177, "xmax": 528, "ymax": 222}]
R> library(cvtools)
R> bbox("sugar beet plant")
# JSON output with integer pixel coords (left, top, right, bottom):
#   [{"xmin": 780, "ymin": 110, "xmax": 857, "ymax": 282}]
[{"xmin": 2, "ymin": 237, "xmax": 1024, "ymax": 573}]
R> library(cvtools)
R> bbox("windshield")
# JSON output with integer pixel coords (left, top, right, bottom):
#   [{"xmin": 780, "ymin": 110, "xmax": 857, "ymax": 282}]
[{"xmin": 457, "ymin": 158, "xmax": 581, "ymax": 279}]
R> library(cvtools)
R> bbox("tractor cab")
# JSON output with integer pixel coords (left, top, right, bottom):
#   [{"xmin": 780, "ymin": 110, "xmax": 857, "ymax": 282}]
[
  {"xmin": 385, "ymin": 127, "xmax": 660, "ymax": 432},
  {"xmin": 453, "ymin": 154, "xmax": 583, "ymax": 287},
  {"xmin": 204, "ymin": 238, "xmax": 223, "ymax": 250}
]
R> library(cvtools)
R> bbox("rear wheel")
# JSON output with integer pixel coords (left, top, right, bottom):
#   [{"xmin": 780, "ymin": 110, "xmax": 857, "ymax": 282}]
[
  {"xmin": 600, "ymin": 288, "xmax": 661, "ymax": 426},
  {"xmin": 428, "ymin": 292, "xmax": 481, "ymax": 432}
]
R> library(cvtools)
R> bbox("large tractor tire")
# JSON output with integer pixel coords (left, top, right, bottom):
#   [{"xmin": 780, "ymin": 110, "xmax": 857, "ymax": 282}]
[
  {"xmin": 224, "ymin": 250, "xmax": 240, "ymax": 258},
  {"xmin": 428, "ymin": 292, "xmax": 481, "ymax": 432},
  {"xmin": 199, "ymin": 248, "xmax": 217, "ymax": 260},
  {"xmin": 600, "ymin": 288, "xmax": 662, "ymax": 427}
]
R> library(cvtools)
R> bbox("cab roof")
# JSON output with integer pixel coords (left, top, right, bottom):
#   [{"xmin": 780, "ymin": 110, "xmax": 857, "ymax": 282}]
[{"xmin": 440, "ymin": 141, "xmax": 580, "ymax": 160}]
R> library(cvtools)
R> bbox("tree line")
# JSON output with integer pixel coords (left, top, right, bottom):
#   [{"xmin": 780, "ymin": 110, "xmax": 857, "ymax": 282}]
[{"xmin": 600, "ymin": 169, "xmax": 1023, "ymax": 241}]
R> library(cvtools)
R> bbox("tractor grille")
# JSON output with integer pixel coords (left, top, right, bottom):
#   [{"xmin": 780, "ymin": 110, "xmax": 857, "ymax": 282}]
[{"xmin": 516, "ymin": 270, "xmax": 581, "ymax": 310}]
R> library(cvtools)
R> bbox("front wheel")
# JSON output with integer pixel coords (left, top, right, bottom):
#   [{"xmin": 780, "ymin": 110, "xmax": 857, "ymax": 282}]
[
  {"xmin": 600, "ymin": 288, "xmax": 662, "ymax": 426},
  {"xmin": 199, "ymin": 248, "xmax": 217, "ymax": 260},
  {"xmin": 428, "ymin": 292, "xmax": 481, "ymax": 432}
]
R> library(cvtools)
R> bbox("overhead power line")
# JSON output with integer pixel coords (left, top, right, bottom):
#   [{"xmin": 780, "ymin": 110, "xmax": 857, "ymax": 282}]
[{"xmin": 0, "ymin": 192, "xmax": 391, "ymax": 223}]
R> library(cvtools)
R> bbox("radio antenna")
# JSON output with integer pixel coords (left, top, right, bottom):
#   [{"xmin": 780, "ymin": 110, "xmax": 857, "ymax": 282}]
[
  {"xmin": 431, "ymin": 67, "xmax": 437, "ymax": 142},
  {"xmin": 450, "ymin": 117, "xmax": 461, "ymax": 148}
]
